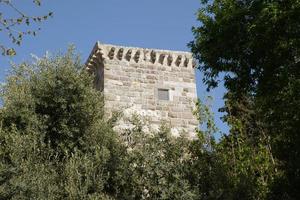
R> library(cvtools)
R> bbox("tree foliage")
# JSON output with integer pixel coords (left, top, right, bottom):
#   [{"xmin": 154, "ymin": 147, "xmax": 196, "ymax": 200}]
[
  {"xmin": 0, "ymin": 48, "xmax": 119, "ymax": 199},
  {"xmin": 0, "ymin": 0, "xmax": 53, "ymax": 56},
  {"xmin": 190, "ymin": 0, "xmax": 300, "ymax": 199}
]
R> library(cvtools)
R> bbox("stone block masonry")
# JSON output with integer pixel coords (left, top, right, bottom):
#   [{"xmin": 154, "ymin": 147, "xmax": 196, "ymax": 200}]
[{"xmin": 86, "ymin": 42, "xmax": 198, "ymax": 136}]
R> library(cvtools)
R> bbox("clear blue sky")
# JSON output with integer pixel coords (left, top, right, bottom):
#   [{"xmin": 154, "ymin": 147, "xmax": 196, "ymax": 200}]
[{"xmin": 0, "ymin": 0, "xmax": 228, "ymax": 135}]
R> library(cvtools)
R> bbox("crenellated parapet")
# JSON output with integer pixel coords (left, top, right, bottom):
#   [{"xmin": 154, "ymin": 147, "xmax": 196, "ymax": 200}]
[{"xmin": 86, "ymin": 42, "xmax": 196, "ymax": 72}]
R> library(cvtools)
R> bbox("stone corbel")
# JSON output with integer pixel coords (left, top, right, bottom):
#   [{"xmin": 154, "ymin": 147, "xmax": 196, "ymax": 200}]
[
  {"xmin": 134, "ymin": 50, "xmax": 141, "ymax": 63},
  {"xmin": 117, "ymin": 48, "xmax": 124, "ymax": 60},
  {"xmin": 167, "ymin": 54, "xmax": 173, "ymax": 66},
  {"xmin": 108, "ymin": 47, "xmax": 115, "ymax": 60},
  {"xmin": 150, "ymin": 50, "xmax": 156, "ymax": 64},
  {"xmin": 183, "ymin": 57, "xmax": 189, "ymax": 67},
  {"xmin": 125, "ymin": 49, "xmax": 132, "ymax": 61},
  {"xmin": 175, "ymin": 55, "xmax": 182, "ymax": 67},
  {"xmin": 158, "ymin": 53, "xmax": 166, "ymax": 65}
]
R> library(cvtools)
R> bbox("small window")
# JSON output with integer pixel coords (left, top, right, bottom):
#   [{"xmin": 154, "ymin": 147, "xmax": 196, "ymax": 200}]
[{"xmin": 158, "ymin": 88, "xmax": 169, "ymax": 100}]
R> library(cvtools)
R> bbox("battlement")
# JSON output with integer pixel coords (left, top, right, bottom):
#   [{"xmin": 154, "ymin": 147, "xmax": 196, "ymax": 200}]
[{"xmin": 86, "ymin": 42, "xmax": 196, "ymax": 73}]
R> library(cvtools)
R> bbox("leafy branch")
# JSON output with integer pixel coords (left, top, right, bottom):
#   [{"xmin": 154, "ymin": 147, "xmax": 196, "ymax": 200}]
[{"xmin": 0, "ymin": 0, "xmax": 53, "ymax": 56}]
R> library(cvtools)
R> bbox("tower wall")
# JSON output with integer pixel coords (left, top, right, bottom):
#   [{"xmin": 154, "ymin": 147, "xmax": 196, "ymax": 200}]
[{"xmin": 86, "ymin": 42, "xmax": 198, "ymax": 136}]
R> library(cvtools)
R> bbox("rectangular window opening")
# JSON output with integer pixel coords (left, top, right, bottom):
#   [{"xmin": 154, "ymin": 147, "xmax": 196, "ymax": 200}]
[{"xmin": 158, "ymin": 88, "xmax": 169, "ymax": 101}]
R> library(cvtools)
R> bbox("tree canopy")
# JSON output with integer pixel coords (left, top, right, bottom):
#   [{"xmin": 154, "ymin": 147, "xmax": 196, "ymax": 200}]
[{"xmin": 190, "ymin": 0, "xmax": 300, "ymax": 199}]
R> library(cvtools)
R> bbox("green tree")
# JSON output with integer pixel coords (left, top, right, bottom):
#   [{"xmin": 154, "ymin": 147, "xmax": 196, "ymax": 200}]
[
  {"xmin": 190, "ymin": 0, "xmax": 300, "ymax": 199},
  {"xmin": 111, "ymin": 115, "xmax": 197, "ymax": 200},
  {"xmin": 0, "ymin": 47, "xmax": 119, "ymax": 199},
  {"xmin": 0, "ymin": 0, "xmax": 52, "ymax": 56}
]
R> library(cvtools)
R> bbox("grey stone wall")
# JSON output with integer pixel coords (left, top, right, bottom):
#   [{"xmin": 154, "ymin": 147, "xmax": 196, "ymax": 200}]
[{"xmin": 86, "ymin": 42, "xmax": 198, "ymax": 136}]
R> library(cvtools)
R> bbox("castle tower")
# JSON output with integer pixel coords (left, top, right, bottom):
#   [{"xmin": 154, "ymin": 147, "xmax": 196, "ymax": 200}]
[{"xmin": 86, "ymin": 42, "xmax": 198, "ymax": 136}]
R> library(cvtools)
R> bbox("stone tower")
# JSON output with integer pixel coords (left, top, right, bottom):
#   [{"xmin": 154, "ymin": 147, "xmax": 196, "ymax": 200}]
[{"xmin": 86, "ymin": 42, "xmax": 198, "ymax": 136}]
